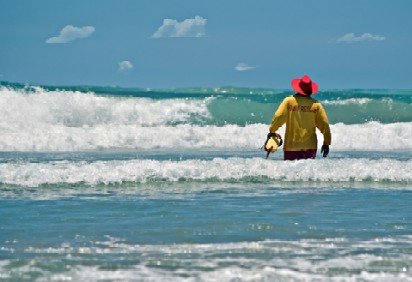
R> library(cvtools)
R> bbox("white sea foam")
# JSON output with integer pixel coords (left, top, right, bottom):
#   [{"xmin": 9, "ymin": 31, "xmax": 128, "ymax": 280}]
[
  {"xmin": 0, "ymin": 86, "xmax": 210, "ymax": 127},
  {"xmin": 329, "ymin": 121, "xmax": 412, "ymax": 151},
  {"xmin": 1, "ymin": 86, "xmax": 411, "ymax": 151},
  {"xmin": 2, "ymin": 236, "xmax": 411, "ymax": 281},
  {"xmin": 323, "ymin": 98, "xmax": 373, "ymax": 105},
  {"xmin": 0, "ymin": 121, "xmax": 410, "ymax": 151},
  {"xmin": 0, "ymin": 157, "xmax": 410, "ymax": 186},
  {"xmin": 36, "ymin": 263, "xmax": 412, "ymax": 282}
]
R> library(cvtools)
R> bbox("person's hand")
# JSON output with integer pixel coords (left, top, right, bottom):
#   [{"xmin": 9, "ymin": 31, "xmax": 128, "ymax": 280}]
[{"xmin": 321, "ymin": 145, "xmax": 329, "ymax": 157}]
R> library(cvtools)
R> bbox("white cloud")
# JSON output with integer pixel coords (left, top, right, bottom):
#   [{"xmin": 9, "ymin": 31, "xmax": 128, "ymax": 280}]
[
  {"xmin": 151, "ymin": 16, "xmax": 207, "ymax": 38},
  {"xmin": 235, "ymin": 63, "xmax": 256, "ymax": 72},
  {"xmin": 118, "ymin": 61, "xmax": 133, "ymax": 71},
  {"xmin": 46, "ymin": 25, "xmax": 95, "ymax": 44},
  {"xmin": 336, "ymin": 33, "xmax": 386, "ymax": 43}
]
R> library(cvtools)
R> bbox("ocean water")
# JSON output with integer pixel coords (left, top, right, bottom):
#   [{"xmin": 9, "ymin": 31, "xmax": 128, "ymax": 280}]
[{"xmin": 0, "ymin": 82, "xmax": 411, "ymax": 281}]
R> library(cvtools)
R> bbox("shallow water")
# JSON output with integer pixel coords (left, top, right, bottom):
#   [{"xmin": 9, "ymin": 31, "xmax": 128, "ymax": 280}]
[
  {"xmin": 0, "ymin": 85, "xmax": 411, "ymax": 281},
  {"xmin": 1, "ymin": 180, "xmax": 411, "ymax": 281}
]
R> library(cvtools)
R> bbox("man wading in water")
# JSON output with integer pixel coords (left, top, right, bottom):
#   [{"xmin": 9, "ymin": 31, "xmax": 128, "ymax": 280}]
[{"xmin": 267, "ymin": 75, "xmax": 331, "ymax": 160}]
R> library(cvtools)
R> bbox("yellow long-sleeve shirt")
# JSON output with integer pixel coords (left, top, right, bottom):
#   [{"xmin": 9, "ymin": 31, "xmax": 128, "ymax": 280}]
[{"xmin": 269, "ymin": 95, "xmax": 331, "ymax": 151}]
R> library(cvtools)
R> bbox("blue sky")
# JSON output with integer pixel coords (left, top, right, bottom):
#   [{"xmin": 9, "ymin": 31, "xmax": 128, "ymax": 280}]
[{"xmin": 1, "ymin": 0, "xmax": 411, "ymax": 88}]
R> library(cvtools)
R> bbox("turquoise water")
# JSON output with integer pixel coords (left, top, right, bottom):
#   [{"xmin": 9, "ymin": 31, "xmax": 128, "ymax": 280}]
[{"xmin": 0, "ymin": 83, "xmax": 411, "ymax": 281}]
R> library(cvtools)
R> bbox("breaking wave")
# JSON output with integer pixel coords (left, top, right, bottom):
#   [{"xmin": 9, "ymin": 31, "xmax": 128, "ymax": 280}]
[
  {"xmin": 1, "ymin": 157, "xmax": 410, "ymax": 187},
  {"xmin": 0, "ymin": 121, "xmax": 410, "ymax": 152},
  {"xmin": 1, "ymin": 86, "xmax": 411, "ymax": 152}
]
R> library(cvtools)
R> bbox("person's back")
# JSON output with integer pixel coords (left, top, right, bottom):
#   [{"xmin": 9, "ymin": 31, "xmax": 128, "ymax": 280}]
[{"xmin": 268, "ymin": 75, "xmax": 331, "ymax": 160}]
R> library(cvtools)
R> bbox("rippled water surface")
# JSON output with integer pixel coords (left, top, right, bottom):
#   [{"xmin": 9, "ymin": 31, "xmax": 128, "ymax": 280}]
[{"xmin": 1, "ymin": 84, "xmax": 411, "ymax": 281}]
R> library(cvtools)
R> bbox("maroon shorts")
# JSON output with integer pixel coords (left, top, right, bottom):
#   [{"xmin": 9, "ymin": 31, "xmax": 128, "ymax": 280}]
[{"xmin": 284, "ymin": 149, "xmax": 317, "ymax": 161}]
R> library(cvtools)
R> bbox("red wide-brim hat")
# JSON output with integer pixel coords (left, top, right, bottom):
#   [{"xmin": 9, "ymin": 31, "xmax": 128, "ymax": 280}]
[{"xmin": 291, "ymin": 75, "xmax": 318, "ymax": 96}]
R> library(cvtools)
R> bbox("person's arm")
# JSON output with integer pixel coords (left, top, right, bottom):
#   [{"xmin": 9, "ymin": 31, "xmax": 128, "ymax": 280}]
[
  {"xmin": 316, "ymin": 103, "xmax": 331, "ymax": 157},
  {"xmin": 269, "ymin": 98, "xmax": 288, "ymax": 133}
]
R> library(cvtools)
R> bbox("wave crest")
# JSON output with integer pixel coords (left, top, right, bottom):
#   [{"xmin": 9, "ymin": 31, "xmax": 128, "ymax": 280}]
[
  {"xmin": 0, "ymin": 86, "xmax": 211, "ymax": 128},
  {"xmin": 0, "ymin": 122, "xmax": 410, "ymax": 151},
  {"xmin": 1, "ymin": 158, "xmax": 410, "ymax": 186},
  {"xmin": 1, "ymin": 86, "xmax": 411, "ymax": 151}
]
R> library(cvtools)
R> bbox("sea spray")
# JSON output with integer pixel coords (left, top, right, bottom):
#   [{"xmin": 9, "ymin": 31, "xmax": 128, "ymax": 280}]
[
  {"xmin": 1, "ymin": 157, "xmax": 410, "ymax": 186},
  {"xmin": 1, "ymin": 82, "xmax": 411, "ymax": 282},
  {"xmin": 1, "ymin": 86, "xmax": 411, "ymax": 151}
]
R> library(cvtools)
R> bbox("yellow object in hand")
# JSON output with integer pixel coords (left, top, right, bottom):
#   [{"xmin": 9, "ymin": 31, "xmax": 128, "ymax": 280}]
[
  {"xmin": 265, "ymin": 137, "xmax": 280, "ymax": 152},
  {"xmin": 264, "ymin": 134, "xmax": 282, "ymax": 159}
]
